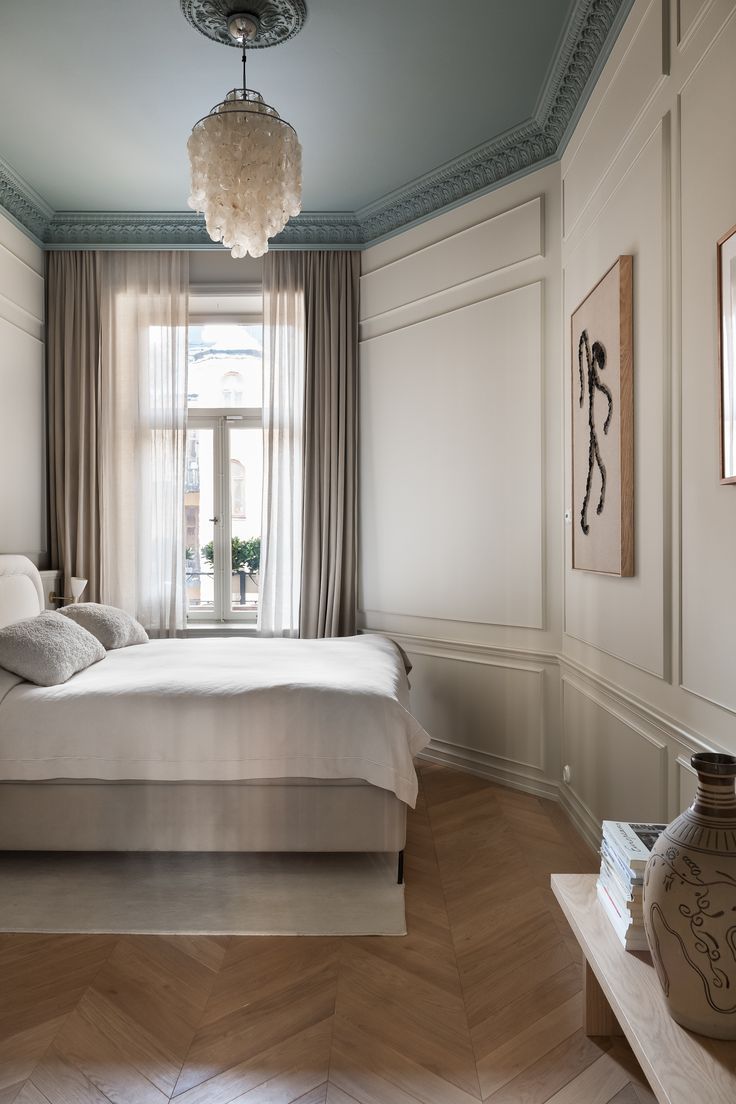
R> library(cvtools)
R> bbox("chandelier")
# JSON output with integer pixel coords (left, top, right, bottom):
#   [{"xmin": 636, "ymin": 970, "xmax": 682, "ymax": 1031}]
[{"xmin": 186, "ymin": 10, "xmax": 302, "ymax": 258}]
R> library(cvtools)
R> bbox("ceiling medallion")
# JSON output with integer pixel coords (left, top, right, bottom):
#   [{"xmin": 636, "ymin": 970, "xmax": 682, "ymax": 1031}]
[
  {"xmin": 180, "ymin": 0, "xmax": 307, "ymax": 49},
  {"xmin": 185, "ymin": 4, "xmax": 305, "ymax": 257}
]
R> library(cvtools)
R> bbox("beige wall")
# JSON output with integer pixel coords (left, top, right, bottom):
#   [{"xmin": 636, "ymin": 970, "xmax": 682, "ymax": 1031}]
[
  {"xmin": 360, "ymin": 0, "xmax": 736, "ymax": 847},
  {"xmin": 0, "ymin": 211, "xmax": 45, "ymax": 564},
  {"xmin": 560, "ymin": 0, "xmax": 736, "ymax": 844},
  {"xmin": 358, "ymin": 165, "xmax": 564, "ymax": 801}
]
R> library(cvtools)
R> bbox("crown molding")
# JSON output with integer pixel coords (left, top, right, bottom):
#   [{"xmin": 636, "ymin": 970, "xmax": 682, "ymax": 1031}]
[
  {"xmin": 0, "ymin": 0, "xmax": 634, "ymax": 251},
  {"xmin": 0, "ymin": 157, "xmax": 53, "ymax": 246},
  {"xmin": 42, "ymin": 210, "xmax": 365, "ymax": 250}
]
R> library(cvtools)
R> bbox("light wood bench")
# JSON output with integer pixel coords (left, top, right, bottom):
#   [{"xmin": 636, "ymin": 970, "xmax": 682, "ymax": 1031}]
[{"xmin": 551, "ymin": 873, "xmax": 736, "ymax": 1104}]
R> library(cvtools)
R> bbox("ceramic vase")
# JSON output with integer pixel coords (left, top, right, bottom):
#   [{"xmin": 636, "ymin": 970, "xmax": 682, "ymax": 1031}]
[{"xmin": 643, "ymin": 752, "xmax": 736, "ymax": 1039}]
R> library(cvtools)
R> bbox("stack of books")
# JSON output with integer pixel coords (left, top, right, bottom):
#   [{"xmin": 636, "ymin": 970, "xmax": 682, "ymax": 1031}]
[{"xmin": 596, "ymin": 821, "xmax": 666, "ymax": 950}]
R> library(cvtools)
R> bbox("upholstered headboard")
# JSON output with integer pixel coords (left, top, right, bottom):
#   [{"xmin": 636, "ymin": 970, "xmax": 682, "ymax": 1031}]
[{"xmin": 0, "ymin": 556, "xmax": 45, "ymax": 629}]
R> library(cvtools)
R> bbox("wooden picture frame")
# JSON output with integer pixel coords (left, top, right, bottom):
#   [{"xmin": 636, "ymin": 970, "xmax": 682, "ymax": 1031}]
[
  {"xmin": 571, "ymin": 255, "xmax": 634, "ymax": 576},
  {"xmin": 717, "ymin": 224, "xmax": 736, "ymax": 484}
]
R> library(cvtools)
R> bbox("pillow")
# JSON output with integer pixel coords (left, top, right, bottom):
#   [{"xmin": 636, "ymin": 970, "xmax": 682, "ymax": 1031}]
[
  {"xmin": 0, "ymin": 611, "xmax": 105, "ymax": 686},
  {"xmin": 60, "ymin": 603, "xmax": 149, "ymax": 650}
]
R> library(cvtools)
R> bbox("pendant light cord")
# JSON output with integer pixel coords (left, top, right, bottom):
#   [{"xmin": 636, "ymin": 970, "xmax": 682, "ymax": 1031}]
[{"xmin": 241, "ymin": 35, "xmax": 247, "ymax": 94}]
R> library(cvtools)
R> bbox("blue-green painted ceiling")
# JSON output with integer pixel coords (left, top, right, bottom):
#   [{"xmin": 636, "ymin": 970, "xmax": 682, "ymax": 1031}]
[{"xmin": 0, "ymin": 0, "xmax": 633, "ymax": 248}]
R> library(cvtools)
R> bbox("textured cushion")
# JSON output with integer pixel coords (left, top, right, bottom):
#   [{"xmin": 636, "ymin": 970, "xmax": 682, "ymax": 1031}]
[
  {"xmin": 0, "ymin": 611, "xmax": 105, "ymax": 686},
  {"xmin": 60, "ymin": 603, "xmax": 149, "ymax": 650}
]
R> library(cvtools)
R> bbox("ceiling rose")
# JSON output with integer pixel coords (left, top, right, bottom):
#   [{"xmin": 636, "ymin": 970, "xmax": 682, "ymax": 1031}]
[
  {"xmin": 180, "ymin": 0, "xmax": 307, "ymax": 49},
  {"xmin": 184, "ymin": 2, "xmax": 305, "ymax": 258}
]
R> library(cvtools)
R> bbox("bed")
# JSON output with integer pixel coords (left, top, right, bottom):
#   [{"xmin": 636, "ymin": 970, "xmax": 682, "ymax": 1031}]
[{"xmin": 0, "ymin": 556, "xmax": 429, "ymax": 862}]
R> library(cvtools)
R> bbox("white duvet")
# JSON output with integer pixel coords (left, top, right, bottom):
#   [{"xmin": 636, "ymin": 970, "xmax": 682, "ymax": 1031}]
[{"xmin": 0, "ymin": 634, "xmax": 430, "ymax": 806}]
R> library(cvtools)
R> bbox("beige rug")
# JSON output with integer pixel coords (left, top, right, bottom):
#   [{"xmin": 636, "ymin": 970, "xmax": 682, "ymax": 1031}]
[{"xmin": 0, "ymin": 851, "xmax": 406, "ymax": 935}]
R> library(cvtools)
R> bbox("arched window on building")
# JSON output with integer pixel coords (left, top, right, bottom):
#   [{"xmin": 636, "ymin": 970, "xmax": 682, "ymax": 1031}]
[
  {"xmin": 221, "ymin": 370, "xmax": 245, "ymax": 406},
  {"xmin": 231, "ymin": 459, "xmax": 246, "ymax": 518}
]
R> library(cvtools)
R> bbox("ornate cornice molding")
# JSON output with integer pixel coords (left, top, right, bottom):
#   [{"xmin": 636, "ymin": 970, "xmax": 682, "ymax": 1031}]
[
  {"xmin": 44, "ymin": 210, "xmax": 364, "ymax": 249},
  {"xmin": 537, "ymin": 0, "xmax": 635, "ymax": 146},
  {"xmin": 0, "ymin": 157, "xmax": 52, "ymax": 244},
  {"xmin": 0, "ymin": 0, "xmax": 634, "ymax": 250}
]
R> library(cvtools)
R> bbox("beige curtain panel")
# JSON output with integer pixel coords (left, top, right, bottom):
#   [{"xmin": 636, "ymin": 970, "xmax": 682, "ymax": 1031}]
[
  {"xmin": 46, "ymin": 251, "xmax": 189, "ymax": 634},
  {"xmin": 46, "ymin": 251, "xmax": 103, "ymax": 602},
  {"xmin": 262, "ymin": 250, "xmax": 360, "ymax": 639},
  {"xmin": 300, "ymin": 251, "xmax": 359, "ymax": 639}
]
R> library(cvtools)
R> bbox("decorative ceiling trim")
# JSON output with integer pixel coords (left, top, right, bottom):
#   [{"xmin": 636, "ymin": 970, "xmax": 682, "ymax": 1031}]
[
  {"xmin": 44, "ymin": 209, "xmax": 364, "ymax": 249},
  {"xmin": 180, "ymin": 0, "xmax": 307, "ymax": 49},
  {"xmin": 0, "ymin": 0, "xmax": 635, "ymax": 251},
  {"xmin": 0, "ymin": 157, "xmax": 52, "ymax": 245}
]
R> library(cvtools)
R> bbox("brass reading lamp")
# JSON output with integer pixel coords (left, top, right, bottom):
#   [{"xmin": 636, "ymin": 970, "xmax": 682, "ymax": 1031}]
[{"xmin": 48, "ymin": 577, "xmax": 88, "ymax": 605}]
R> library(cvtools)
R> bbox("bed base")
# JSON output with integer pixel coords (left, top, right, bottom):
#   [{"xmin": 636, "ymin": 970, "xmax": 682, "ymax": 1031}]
[{"xmin": 0, "ymin": 779, "xmax": 407, "ymax": 855}]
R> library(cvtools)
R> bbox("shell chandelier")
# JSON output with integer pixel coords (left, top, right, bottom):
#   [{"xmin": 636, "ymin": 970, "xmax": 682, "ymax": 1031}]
[{"xmin": 186, "ymin": 8, "xmax": 303, "ymax": 258}]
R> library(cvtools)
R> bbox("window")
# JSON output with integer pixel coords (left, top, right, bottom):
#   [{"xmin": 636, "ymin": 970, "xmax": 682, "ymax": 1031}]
[{"xmin": 185, "ymin": 308, "xmax": 263, "ymax": 624}]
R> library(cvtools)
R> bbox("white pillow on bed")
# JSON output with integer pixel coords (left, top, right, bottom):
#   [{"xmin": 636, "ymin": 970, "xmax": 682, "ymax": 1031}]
[
  {"xmin": 0, "ymin": 611, "xmax": 106, "ymax": 686},
  {"xmin": 60, "ymin": 603, "xmax": 148, "ymax": 650}
]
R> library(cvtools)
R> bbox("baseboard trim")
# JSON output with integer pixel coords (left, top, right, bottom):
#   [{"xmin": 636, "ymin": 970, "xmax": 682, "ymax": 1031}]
[
  {"xmin": 418, "ymin": 739, "xmax": 560, "ymax": 801},
  {"xmin": 418, "ymin": 738, "xmax": 603, "ymax": 853},
  {"xmin": 557, "ymin": 781, "xmax": 602, "ymax": 853}
]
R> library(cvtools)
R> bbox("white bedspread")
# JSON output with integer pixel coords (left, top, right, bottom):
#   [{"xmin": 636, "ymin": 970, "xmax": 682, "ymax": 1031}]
[{"xmin": 0, "ymin": 634, "xmax": 429, "ymax": 806}]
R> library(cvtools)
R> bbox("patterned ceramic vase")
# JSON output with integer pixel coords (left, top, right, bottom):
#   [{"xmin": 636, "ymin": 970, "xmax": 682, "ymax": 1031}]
[{"xmin": 643, "ymin": 752, "xmax": 736, "ymax": 1039}]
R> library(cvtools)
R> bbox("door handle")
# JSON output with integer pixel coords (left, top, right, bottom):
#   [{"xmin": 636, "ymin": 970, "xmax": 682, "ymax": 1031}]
[{"xmin": 208, "ymin": 517, "xmax": 220, "ymax": 523}]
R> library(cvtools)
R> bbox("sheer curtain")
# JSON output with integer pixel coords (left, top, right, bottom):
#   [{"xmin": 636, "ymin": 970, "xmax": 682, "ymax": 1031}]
[
  {"xmin": 260, "ymin": 250, "xmax": 359, "ymax": 637},
  {"xmin": 260, "ymin": 253, "xmax": 305, "ymax": 636},
  {"xmin": 99, "ymin": 253, "xmax": 189, "ymax": 636}
]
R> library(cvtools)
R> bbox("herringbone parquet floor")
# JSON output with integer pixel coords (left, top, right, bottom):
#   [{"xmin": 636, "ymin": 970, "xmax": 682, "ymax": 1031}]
[{"xmin": 0, "ymin": 764, "xmax": 657, "ymax": 1104}]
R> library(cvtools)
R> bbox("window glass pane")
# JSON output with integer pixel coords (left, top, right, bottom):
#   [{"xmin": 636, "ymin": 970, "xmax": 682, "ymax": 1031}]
[
  {"xmin": 188, "ymin": 323, "xmax": 262, "ymax": 408},
  {"xmin": 185, "ymin": 427, "xmax": 215, "ymax": 612},
  {"xmin": 229, "ymin": 427, "xmax": 262, "ymax": 614}
]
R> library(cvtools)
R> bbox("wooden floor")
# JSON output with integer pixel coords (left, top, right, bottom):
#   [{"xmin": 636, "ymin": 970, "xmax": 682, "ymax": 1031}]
[{"xmin": 0, "ymin": 764, "xmax": 657, "ymax": 1104}]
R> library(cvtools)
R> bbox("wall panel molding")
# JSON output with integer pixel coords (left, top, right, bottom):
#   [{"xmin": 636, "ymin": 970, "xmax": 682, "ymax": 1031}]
[
  {"xmin": 359, "ymin": 274, "xmax": 545, "ymax": 343},
  {"xmin": 360, "ymin": 282, "xmax": 544, "ymax": 629},
  {"xmin": 676, "ymin": 0, "xmax": 717, "ymax": 50},
  {"xmin": 676, "ymin": 754, "xmax": 697, "ymax": 808},
  {"xmin": 559, "ymin": 654, "xmax": 713, "ymax": 756},
  {"xmin": 360, "ymin": 197, "xmax": 543, "ymax": 323},
  {"xmin": 361, "ymin": 628, "xmax": 558, "ymax": 669},
  {"xmin": 563, "ymin": 0, "xmax": 667, "ymax": 239},
  {"xmin": 0, "ymin": 292, "xmax": 43, "ymax": 343},
  {"xmin": 561, "ymin": 675, "xmax": 668, "ymax": 823}
]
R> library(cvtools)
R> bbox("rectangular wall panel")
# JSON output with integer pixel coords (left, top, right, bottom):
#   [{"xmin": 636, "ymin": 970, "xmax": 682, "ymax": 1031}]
[
  {"xmin": 0, "ymin": 211, "xmax": 46, "ymax": 559},
  {"xmin": 562, "ymin": 678, "xmax": 667, "ymax": 823},
  {"xmin": 677, "ymin": 757, "xmax": 697, "ymax": 811},
  {"xmin": 680, "ymin": 11, "xmax": 736, "ymax": 713},
  {"xmin": 678, "ymin": 0, "xmax": 710, "ymax": 43},
  {"xmin": 360, "ymin": 282, "xmax": 543, "ymax": 628},
  {"xmin": 564, "ymin": 123, "xmax": 666, "ymax": 676},
  {"xmin": 0, "ymin": 315, "xmax": 45, "ymax": 555},
  {"xmin": 563, "ymin": 0, "xmax": 664, "ymax": 236},
  {"xmin": 360, "ymin": 198, "xmax": 543, "ymax": 321},
  {"xmin": 408, "ymin": 650, "xmax": 545, "ymax": 771}
]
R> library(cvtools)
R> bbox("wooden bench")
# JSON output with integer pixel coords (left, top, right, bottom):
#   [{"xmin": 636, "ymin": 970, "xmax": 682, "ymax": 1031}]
[{"xmin": 551, "ymin": 873, "xmax": 736, "ymax": 1104}]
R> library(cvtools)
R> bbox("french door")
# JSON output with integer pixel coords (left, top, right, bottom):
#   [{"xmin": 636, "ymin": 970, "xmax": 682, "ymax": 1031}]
[{"xmin": 185, "ymin": 411, "xmax": 263, "ymax": 623}]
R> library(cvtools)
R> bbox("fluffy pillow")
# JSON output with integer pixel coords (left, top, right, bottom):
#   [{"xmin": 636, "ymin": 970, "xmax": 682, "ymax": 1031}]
[
  {"xmin": 60, "ymin": 603, "xmax": 149, "ymax": 650},
  {"xmin": 0, "ymin": 611, "xmax": 105, "ymax": 686}
]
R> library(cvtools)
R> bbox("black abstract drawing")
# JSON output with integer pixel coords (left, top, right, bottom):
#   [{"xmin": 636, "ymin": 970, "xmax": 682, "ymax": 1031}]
[{"xmin": 578, "ymin": 329, "xmax": 613, "ymax": 535}]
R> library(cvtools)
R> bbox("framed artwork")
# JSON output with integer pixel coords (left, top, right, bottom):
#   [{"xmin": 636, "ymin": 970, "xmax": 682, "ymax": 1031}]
[
  {"xmin": 571, "ymin": 255, "xmax": 634, "ymax": 576},
  {"xmin": 718, "ymin": 224, "xmax": 736, "ymax": 484}
]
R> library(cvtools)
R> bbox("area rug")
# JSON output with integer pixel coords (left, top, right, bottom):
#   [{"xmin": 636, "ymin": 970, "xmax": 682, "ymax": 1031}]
[{"xmin": 0, "ymin": 851, "xmax": 406, "ymax": 935}]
